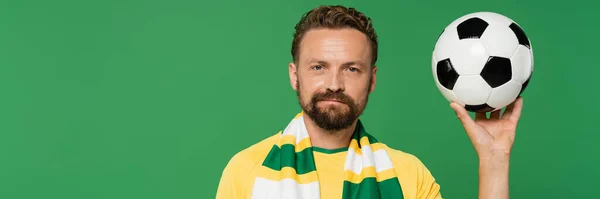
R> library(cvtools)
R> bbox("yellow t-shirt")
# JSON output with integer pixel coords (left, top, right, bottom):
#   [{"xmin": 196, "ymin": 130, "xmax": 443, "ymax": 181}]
[{"xmin": 216, "ymin": 133, "xmax": 442, "ymax": 199}]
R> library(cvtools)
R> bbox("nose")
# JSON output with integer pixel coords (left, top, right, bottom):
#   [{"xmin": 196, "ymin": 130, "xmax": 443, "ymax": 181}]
[{"xmin": 326, "ymin": 71, "xmax": 344, "ymax": 92}]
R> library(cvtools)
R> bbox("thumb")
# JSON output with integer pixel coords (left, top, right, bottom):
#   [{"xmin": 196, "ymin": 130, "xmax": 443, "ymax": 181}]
[{"xmin": 450, "ymin": 102, "xmax": 476, "ymax": 129}]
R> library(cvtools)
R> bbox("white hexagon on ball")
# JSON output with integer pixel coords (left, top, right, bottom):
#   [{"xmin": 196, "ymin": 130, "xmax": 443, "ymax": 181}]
[{"xmin": 450, "ymin": 39, "xmax": 489, "ymax": 76}]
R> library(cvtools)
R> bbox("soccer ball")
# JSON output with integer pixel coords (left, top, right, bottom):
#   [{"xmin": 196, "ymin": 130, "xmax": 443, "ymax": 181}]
[{"xmin": 432, "ymin": 12, "xmax": 533, "ymax": 113}]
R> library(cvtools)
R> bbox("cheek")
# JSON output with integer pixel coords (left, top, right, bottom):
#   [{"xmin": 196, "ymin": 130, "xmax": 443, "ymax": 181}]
[
  {"xmin": 300, "ymin": 76, "xmax": 325, "ymax": 93},
  {"xmin": 348, "ymin": 80, "xmax": 371, "ymax": 100},
  {"xmin": 307, "ymin": 76, "xmax": 325, "ymax": 88}
]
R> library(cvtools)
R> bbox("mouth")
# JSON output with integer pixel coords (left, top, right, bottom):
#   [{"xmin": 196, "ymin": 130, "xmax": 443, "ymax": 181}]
[{"xmin": 320, "ymin": 99, "xmax": 345, "ymax": 104}]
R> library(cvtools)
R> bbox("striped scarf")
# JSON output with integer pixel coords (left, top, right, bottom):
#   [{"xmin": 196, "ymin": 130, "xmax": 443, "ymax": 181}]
[{"xmin": 251, "ymin": 112, "xmax": 404, "ymax": 199}]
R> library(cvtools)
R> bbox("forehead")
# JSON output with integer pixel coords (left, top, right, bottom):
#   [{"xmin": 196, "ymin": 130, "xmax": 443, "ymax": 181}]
[{"xmin": 298, "ymin": 28, "xmax": 371, "ymax": 63}]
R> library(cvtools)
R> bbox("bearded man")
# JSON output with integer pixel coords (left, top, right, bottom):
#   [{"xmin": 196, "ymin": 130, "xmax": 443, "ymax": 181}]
[{"xmin": 216, "ymin": 5, "xmax": 522, "ymax": 199}]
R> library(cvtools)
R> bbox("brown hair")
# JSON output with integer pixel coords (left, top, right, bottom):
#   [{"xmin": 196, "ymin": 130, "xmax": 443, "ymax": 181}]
[{"xmin": 291, "ymin": 5, "xmax": 378, "ymax": 66}]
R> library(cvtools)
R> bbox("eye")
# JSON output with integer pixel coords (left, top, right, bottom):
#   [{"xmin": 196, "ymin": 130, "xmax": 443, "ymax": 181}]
[
  {"xmin": 348, "ymin": 67, "xmax": 359, "ymax": 72},
  {"xmin": 312, "ymin": 65, "xmax": 323, "ymax": 70}
]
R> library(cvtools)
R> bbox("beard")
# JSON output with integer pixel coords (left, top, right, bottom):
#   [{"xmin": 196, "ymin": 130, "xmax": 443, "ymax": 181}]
[{"xmin": 296, "ymin": 80, "xmax": 370, "ymax": 132}]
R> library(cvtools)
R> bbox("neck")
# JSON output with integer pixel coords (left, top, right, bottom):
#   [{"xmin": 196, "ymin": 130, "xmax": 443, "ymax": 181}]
[{"xmin": 302, "ymin": 115, "xmax": 356, "ymax": 150}]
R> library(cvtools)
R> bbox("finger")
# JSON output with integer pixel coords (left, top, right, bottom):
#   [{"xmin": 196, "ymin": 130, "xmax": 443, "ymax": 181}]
[
  {"xmin": 502, "ymin": 97, "xmax": 518, "ymax": 119},
  {"xmin": 502, "ymin": 97, "xmax": 521, "ymax": 120},
  {"xmin": 475, "ymin": 112, "xmax": 487, "ymax": 121},
  {"xmin": 450, "ymin": 102, "xmax": 483, "ymax": 144},
  {"xmin": 490, "ymin": 109, "xmax": 501, "ymax": 120},
  {"xmin": 502, "ymin": 102, "xmax": 514, "ymax": 119},
  {"xmin": 508, "ymin": 97, "xmax": 524, "ymax": 123},
  {"xmin": 450, "ymin": 102, "xmax": 477, "ymax": 130}
]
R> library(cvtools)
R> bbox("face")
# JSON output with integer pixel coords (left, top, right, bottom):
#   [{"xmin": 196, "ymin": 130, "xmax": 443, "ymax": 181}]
[{"xmin": 289, "ymin": 28, "xmax": 377, "ymax": 132}]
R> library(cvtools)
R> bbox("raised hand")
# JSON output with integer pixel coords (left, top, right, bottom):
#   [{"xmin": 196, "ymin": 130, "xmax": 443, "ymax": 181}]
[
  {"xmin": 450, "ymin": 97, "xmax": 524, "ymax": 199},
  {"xmin": 450, "ymin": 97, "xmax": 523, "ymax": 160}
]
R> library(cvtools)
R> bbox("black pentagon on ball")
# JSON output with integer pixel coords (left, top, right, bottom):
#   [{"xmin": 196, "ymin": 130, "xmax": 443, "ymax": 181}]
[
  {"xmin": 509, "ymin": 23, "xmax": 531, "ymax": 49},
  {"xmin": 465, "ymin": 104, "xmax": 495, "ymax": 113},
  {"xmin": 457, "ymin": 17, "xmax": 489, "ymax": 39},
  {"xmin": 436, "ymin": 58, "xmax": 460, "ymax": 90},
  {"xmin": 480, "ymin": 56, "xmax": 512, "ymax": 88}
]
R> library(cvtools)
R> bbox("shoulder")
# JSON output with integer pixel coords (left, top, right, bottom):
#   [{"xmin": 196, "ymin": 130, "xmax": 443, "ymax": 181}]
[
  {"xmin": 381, "ymin": 144, "xmax": 442, "ymax": 198},
  {"xmin": 216, "ymin": 132, "xmax": 281, "ymax": 198},
  {"xmin": 223, "ymin": 132, "xmax": 280, "ymax": 172},
  {"xmin": 382, "ymin": 144, "xmax": 436, "ymax": 178},
  {"xmin": 382, "ymin": 144, "xmax": 428, "ymax": 170}
]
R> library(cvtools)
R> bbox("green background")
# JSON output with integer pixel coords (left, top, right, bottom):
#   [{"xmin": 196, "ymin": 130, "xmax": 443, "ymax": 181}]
[{"xmin": 1, "ymin": 0, "xmax": 598, "ymax": 198}]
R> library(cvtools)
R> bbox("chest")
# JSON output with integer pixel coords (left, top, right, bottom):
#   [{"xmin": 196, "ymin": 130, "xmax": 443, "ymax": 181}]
[{"xmin": 314, "ymin": 151, "xmax": 347, "ymax": 198}]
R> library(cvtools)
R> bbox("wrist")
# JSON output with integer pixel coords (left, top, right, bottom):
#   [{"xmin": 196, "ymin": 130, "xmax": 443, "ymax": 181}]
[
  {"xmin": 478, "ymin": 153, "xmax": 510, "ymax": 199},
  {"xmin": 479, "ymin": 152, "xmax": 510, "ymax": 171},
  {"xmin": 479, "ymin": 159, "xmax": 509, "ymax": 171}
]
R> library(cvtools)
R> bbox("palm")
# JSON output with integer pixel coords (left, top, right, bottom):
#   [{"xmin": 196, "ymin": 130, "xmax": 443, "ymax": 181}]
[{"xmin": 451, "ymin": 97, "xmax": 523, "ymax": 159}]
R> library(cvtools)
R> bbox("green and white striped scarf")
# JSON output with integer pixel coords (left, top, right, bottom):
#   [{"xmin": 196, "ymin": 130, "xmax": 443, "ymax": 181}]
[{"xmin": 251, "ymin": 112, "xmax": 404, "ymax": 199}]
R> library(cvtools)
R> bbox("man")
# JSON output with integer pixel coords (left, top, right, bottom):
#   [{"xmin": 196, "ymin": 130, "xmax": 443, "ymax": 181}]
[{"xmin": 216, "ymin": 5, "xmax": 522, "ymax": 199}]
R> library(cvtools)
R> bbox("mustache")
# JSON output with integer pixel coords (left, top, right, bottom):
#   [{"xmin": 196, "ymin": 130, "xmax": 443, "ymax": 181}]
[{"xmin": 312, "ymin": 91, "xmax": 352, "ymax": 104}]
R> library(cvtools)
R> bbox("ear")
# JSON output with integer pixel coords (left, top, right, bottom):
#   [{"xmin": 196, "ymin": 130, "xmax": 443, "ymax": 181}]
[
  {"xmin": 289, "ymin": 62, "xmax": 298, "ymax": 91},
  {"xmin": 369, "ymin": 66, "xmax": 377, "ymax": 94}
]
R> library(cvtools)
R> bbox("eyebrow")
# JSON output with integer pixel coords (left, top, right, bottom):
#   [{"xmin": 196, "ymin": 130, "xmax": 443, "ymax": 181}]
[{"xmin": 308, "ymin": 59, "xmax": 367, "ymax": 68}]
